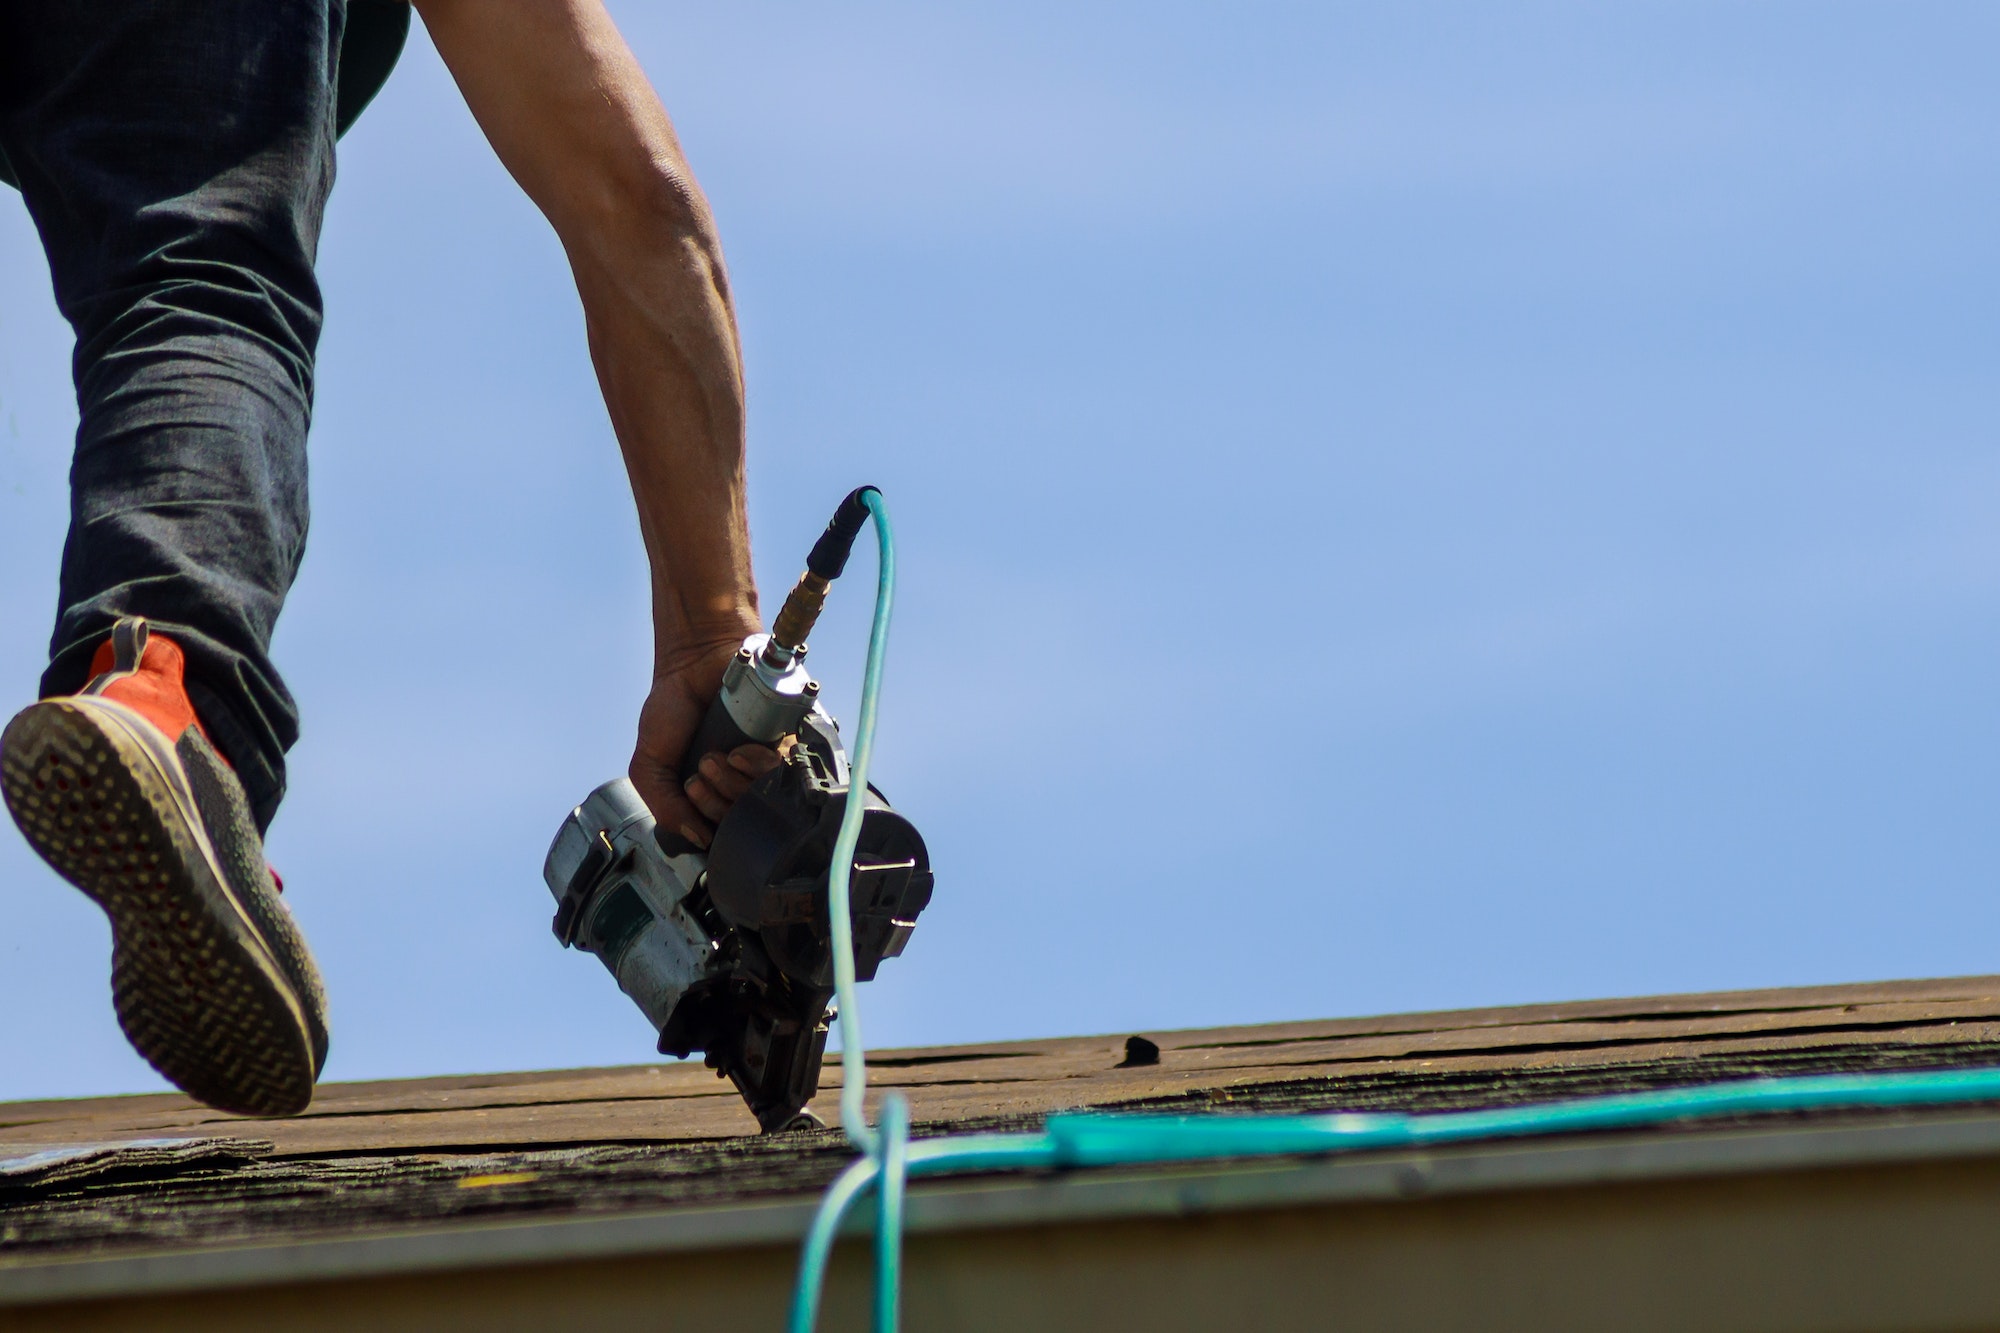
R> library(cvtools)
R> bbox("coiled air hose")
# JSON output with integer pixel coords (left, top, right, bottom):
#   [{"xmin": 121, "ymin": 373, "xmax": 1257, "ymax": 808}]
[{"xmin": 789, "ymin": 487, "xmax": 2000, "ymax": 1333}]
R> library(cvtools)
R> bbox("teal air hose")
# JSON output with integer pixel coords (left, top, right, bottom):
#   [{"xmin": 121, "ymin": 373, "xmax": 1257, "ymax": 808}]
[
  {"xmin": 826, "ymin": 487, "xmax": 898, "ymax": 1155},
  {"xmin": 787, "ymin": 486, "xmax": 914, "ymax": 1333},
  {"xmin": 785, "ymin": 487, "xmax": 2000, "ymax": 1333},
  {"xmin": 874, "ymin": 1094, "xmax": 910, "ymax": 1332}
]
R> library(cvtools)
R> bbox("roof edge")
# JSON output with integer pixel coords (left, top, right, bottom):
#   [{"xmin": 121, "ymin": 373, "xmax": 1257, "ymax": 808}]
[{"xmin": 7, "ymin": 1110, "xmax": 2000, "ymax": 1307}]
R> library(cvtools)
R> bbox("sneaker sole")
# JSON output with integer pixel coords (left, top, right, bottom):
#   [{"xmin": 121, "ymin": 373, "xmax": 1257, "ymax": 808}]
[{"xmin": 1, "ymin": 700, "xmax": 316, "ymax": 1117}]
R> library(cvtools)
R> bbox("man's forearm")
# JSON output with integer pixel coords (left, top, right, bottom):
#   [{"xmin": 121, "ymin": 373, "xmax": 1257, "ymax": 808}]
[
  {"xmin": 418, "ymin": 0, "xmax": 768, "ymax": 833},
  {"xmin": 572, "ymin": 225, "xmax": 757, "ymax": 665},
  {"xmin": 416, "ymin": 0, "xmax": 759, "ymax": 666}
]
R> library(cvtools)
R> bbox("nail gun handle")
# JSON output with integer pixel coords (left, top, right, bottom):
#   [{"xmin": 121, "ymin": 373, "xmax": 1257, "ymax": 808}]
[
  {"xmin": 654, "ymin": 692, "xmax": 760, "ymax": 857},
  {"xmin": 680, "ymin": 691, "xmax": 759, "ymax": 785}
]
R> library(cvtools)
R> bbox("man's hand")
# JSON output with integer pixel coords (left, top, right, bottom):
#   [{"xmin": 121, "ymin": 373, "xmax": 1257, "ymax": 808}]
[{"xmin": 629, "ymin": 638, "xmax": 784, "ymax": 849}]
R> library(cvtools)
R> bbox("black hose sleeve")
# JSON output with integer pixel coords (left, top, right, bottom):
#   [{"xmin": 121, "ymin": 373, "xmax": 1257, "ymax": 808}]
[{"xmin": 805, "ymin": 486, "xmax": 880, "ymax": 580}]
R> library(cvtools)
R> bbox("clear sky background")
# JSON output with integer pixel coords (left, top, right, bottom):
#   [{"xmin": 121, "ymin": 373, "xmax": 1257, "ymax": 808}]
[{"xmin": 1, "ymin": 2, "xmax": 1997, "ymax": 1103}]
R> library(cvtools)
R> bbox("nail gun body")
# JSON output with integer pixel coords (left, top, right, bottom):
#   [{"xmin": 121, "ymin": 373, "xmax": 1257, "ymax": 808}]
[{"xmin": 542, "ymin": 489, "xmax": 934, "ymax": 1132}]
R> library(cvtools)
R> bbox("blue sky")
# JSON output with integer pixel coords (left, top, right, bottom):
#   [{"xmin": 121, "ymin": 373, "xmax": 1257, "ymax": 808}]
[{"xmin": 2, "ymin": 2, "xmax": 1998, "ymax": 1102}]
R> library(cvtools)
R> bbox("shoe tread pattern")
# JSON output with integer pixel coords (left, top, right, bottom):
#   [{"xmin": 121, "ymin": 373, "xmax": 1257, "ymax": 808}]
[
  {"xmin": 1, "ymin": 701, "xmax": 314, "ymax": 1117},
  {"xmin": 178, "ymin": 730, "xmax": 329, "ymax": 1074}
]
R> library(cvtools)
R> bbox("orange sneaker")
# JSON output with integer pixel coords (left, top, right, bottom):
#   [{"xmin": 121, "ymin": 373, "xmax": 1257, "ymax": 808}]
[{"xmin": 0, "ymin": 618, "xmax": 327, "ymax": 1116}]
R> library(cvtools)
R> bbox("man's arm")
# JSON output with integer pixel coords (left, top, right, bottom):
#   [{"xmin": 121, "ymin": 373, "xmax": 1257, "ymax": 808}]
[{"xmin": 414, "ymin": 0, "xmax": 776, "ymax": 843}]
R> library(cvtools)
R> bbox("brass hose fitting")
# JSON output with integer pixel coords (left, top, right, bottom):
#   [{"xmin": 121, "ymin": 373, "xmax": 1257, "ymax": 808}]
[
  {"xmin": 764, "ymin": 486, "xmax": 879, "ymax": 665},
  {"xmin": 768, "ymin": 570, "xmax": 831, "ymax": 659}
]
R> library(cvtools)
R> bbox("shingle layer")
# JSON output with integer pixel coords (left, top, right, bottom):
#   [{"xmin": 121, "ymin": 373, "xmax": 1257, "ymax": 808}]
[{"xmin": 4, "ymin": 974, "xmax": 2000, "ymax": 1261}]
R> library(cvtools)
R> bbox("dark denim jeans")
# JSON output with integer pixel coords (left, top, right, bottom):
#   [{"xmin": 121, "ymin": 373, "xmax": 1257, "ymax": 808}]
[{"xmin": 0, "ymin": 0, "xmax": 346, "ymax": 830}]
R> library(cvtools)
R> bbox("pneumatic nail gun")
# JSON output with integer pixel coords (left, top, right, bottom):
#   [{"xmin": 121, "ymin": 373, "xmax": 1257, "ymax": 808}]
[{"xmin": 542, "ymin": 488, "xmax": 933, "ymax": 1132}]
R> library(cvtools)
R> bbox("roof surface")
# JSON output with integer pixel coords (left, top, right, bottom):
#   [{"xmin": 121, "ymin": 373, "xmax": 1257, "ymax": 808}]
[{"xmin": 4, "ymin": 974, "xmax": 2000, "ymax": 1264}]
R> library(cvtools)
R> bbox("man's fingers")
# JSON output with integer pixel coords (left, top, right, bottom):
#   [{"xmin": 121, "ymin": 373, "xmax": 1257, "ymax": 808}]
[
  {"xmin": 681, "ymin": 744, "xmax": 782, "ymax": 825},
  {"xmin": 726, "ymin": 744, "xmax": 783, "ymax": 778},
  {"xmin": 697, "ymin": 753, "xmax": 756, "ymax": 802},
  {"xmin": 683, "ymin": 771, "xmax": 732, "ymax": 823},
  {"xmin": 683, "ymin": 782, "xmax": 728, "ymax": 825},
  {"xmin": 633, "ymin": 764, "xmax": 713, "ymax": 849}
]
